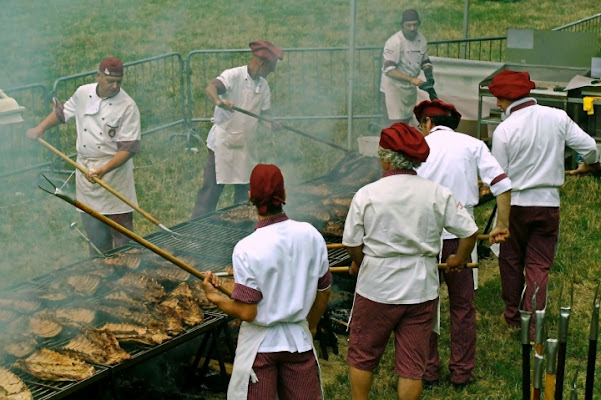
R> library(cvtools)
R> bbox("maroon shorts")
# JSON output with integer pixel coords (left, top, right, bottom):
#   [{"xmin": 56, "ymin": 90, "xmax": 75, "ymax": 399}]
[
  {"xmin": 247, "ymin": 350, "xmax": 321, "ymax": 400},
  {"xmin": 347, "ymin": 293, "xmax": 436, "ymax": 379}
]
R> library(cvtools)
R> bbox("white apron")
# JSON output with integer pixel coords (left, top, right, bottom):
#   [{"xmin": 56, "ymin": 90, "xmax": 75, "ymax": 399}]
[
  {"xmin": 76, "ymin": 156, "xmax": 137, "ymax": 215},
  {"xmin": 227, "ymin": 320, "xmax": 323, "ymax": 400},
  {"xmin": 214, "ymin": 91, "xmax": 262, "ymax": 185}
]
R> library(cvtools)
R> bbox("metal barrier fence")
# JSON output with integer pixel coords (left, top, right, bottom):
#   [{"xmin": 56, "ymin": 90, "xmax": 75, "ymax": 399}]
[
  {"xmin": 553, "ymin": 13, "xmax": 601, "ymax": 51},
  {"xmin": 51, "ymin": 53, "xmax": 186, "ymax": 158},
  {"xmin": 0, "ymin": 84, "xmax": 54, "ymax": 178}
]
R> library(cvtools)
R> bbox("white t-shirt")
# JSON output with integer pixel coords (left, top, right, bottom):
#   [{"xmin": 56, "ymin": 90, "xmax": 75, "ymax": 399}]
[
  {"xmin": 233, "ymin": 217, "xmax": 330, "ymax": 353},
  {"xmin": 343, "ymin": 172, "xmax": 478, "ymax": 304},
  {"xmin": 492, "ymin": 97, "xmax": 599, "ymax": 207}
]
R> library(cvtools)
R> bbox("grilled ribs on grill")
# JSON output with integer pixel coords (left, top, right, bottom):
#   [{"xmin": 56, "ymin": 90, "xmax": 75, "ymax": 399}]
[
  {"xmin": 113, "ymin": 274, "xmax": 166, "ymax": 301},
  {"xmin": 0, "ymin": 366, "xmax": 32, "ymax": 400},
  {"xmin": 26, "ymin": 316, "xmax": 62, "ymax": 339},
  {"xmin": 0, "ymin": 299, "xmax": 41, "ymax": 314},
  {"xmin": 188, "ymin": 281, "xmax": 217, "ymax": 310},
  {"xmin": 97, "ymin": 305, "xmax": 165, "ymax": 333},
  {"xmin": 217, "ymin": 205, "xmax": 256, "ymax": 225},
  {"xmin": 66, "ymin": 274, "xmax": 101, "ymax": 297},
  {"xmin": 14, "ymin": 348, "xmax": 95, "ymax": 381},
  {"xmin": 149, "ymin": 304, "xmax": 185, "ymax": 335},
  {"xmin": 35, "ymin": 308, "xmax": 96, "ymax": 326},
  {"xmin": 160, "ymin": 295, "xmax": 204, "ymax": 327},
  {"xmin": 103, "ymin": 252, "xmax": 142, "ymax": 270},
  {"xmin": 99, "ymin": 323, "xmax": 170, "ymax": 345},
  {"xmin": 61, "ymin": 329, "xmax": 131, "ymax": 365},
  {"xmin": 0, "ymin": 335, "xmax": 38, "ymax": 359},
  {"xmin": 322, "ymin": 221, "xmax": 345, "ymax": 237},
  {"xmin": 142, "ymin": 264, "xmax": 190, "ymax": 284}
]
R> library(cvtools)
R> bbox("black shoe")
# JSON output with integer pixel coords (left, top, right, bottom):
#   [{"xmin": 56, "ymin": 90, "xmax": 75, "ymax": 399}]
[
  {"xmin": 451, "ymin": 377, "xmax": 476, "ymax": 389},
  {"xmin": 423, "ymin": 379, "xmax": 440, "ymax": 389}
]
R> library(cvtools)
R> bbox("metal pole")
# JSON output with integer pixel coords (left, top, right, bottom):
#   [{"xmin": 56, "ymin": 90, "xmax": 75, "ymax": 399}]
[
  {"xmin": 347, "ymin": 0, "xmax": 357, "ymax": 150},
  {"xmin": 461, "ymin": 0, "xmax": 470, "ymax": 59}
]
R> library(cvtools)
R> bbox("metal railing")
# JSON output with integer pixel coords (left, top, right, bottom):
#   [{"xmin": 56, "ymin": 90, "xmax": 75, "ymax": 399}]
[{"xmin": 553, "ymin": 13, "xmax": 601, "ymax": 51}]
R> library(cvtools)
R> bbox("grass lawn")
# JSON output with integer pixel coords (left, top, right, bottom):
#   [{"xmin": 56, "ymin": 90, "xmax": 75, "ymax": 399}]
[{"xmin": 1, "ymin": 1, "xmax": 601, "ymax": 399}]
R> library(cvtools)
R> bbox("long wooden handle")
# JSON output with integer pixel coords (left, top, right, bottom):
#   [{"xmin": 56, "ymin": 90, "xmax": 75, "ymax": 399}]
[
  {"xmin": 67, "ymin": 196, "xmax": 232, "ymax": 297},
  {"xmin": 330, "ymin": 263, "xmax": 478, "ymax": 274},
  {"xmin": 546, "ymin": 374, "xmax": 556, "ymax": 400},
  {"xmin": 327, "ymin": 236, "xmax": 497, "ymax": 250},
  {"xmin": 38, "ymin": 137, "xmax": 166, "ymax": 229}
]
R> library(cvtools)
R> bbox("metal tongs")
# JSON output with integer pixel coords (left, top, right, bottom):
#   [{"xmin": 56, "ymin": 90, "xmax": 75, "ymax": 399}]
[
  {"xmin": 519, "ymin": 285, "xmax": 537, "ymax": 400},
  {"xmin": 556, "ymin": 282, "xmax": 575, "ymax": 400}
]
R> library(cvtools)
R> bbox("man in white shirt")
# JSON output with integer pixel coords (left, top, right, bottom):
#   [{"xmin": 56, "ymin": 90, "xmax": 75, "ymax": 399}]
[
  {"xmin": 202, "ymin": 164, "xmax": 332, "ymax": 400},
  {"xmin": 27, "ymin": 57, "xmax": 141, "ymax": 254},
  {"xmin": 380, "ymin": 9, "xmax": 435, "ymax": 125},
  {"xmin": 192, "ymin": 40, "xmax": 283, "ymax": 218},
  {"xmin": 414, "ymin": 99, "xmax": 511, "ymax": 388},
  {"xmin": 489, "ymin": 70, "xmax": 600, "ymax": 331},
  {"xmin": 343, "ymin": 122, "xmax": 478, "ymax": 400}
]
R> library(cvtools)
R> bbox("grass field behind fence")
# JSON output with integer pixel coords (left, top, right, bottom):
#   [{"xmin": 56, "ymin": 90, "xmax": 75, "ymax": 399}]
[{"xmin": 2, "ymin": 1, "xmax": 601, "ymax": 399}]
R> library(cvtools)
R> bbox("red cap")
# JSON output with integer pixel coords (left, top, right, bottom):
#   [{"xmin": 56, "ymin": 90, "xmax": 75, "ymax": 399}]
[
  {"xmin": 98, "ymin": 57, "xmax": 124, "ymax": 77},
  {"xmin": 249, "ymin": 40, "xmax": 284, "ymax": 62},
  {"xmin": 488, "ymin": 70, "xmax": 535, "ymax": 100},
  {"xmin": 250, "ymin": 164, "xmax": 286, "ymax": 216},
  {"xmin": 380, "ymin": 122, "xmax": 430, "ymax": 162},
  {"xmin": 414, "ymin": 99, "xmax": 462, "ymax": 123},
  {"xmin": 401, "ymin": 9, "xmax": 420, "ymax": 23}
]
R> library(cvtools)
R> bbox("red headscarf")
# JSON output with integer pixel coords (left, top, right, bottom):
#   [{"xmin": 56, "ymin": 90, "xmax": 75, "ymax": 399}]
[
  {"xmin": 249, "ymin": 40, "xmax": 284, "ymax": 62},
  {"xmin": 413, "ymin": 99, "xmax": 462, "ymax": 123},
  {"xmin": 380, "ymin": 122, "xmax": 430, "ymax": 162},
  {"xmin": 250, "ymin": 164, "xmax": 286, "ymax": 216},
  {"xmin": 488, "ymin": 70, "xmax": 535, "ymax": 100},
  {"xmin": 98, "ymin": 57, "xmax": 124, "ymax": 77}
]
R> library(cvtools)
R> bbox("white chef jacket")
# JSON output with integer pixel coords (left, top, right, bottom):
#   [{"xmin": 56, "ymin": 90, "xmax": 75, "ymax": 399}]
[
  {"xmin": 206, "ymin": 66, "xmax": 271, "ymax": 184},
  {"xmin": 417, "ymin": 126, "xmax": 512, "ymax": 239},
  {"xmin": 342, "ymin": 172, "xmax": 478, "ymax": 304},
  {"xmin": 492, "ymin": 97, "xmax": 599, "ymax": 207},
  {"xmin": 232, "ymin": 217, "xmax": 330, "ymax": 353},
  {"xmin": 380, "ymin": 30, "xmax": 431, "ymax": 121},
  {"xmin": 62, "ymin": 83, "xmax": 140, "ymax": 214}
]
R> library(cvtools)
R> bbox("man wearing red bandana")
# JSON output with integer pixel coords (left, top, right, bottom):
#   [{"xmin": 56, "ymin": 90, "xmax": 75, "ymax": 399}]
[
  {"xmin": 343, "ymin": 123, "xmax": 478, "ymax": 400},
  {"xmin": 202, "ymin": 164, "xmax": 331, "ymax": 400},
  {"xmin": 414, "ymin": 99, "xmax": 512, "ymax": 388},
  {"xmin": 192, "ymin": 40, "xmax": 284, "ymax": 218},
  {"xmin": 27, "ymin": 57, "xmax": 141, "ymax": 255},
  {"xmin": 489, "ymin": 70, "xmax": 600, "ymax": 334}
]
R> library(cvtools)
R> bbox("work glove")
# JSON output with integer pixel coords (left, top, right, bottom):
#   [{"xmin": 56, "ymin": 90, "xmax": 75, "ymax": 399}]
[{"xmin": 424, "ymin": 68, "xmax": 435, "ymax": 86}]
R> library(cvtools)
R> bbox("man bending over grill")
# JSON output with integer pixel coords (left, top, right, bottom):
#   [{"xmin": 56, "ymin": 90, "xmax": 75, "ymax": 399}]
[
  {"xmin": 414, "ymin": 99, "xmax": 512, "ymax": 389},
  {"xmin": 191, "ymin": 40, "xmax": 283, "ymax": 218},
  {"xmin": 202, "ymin": 163, "xmax": 332, "ymax": 400},
  {"xmin": 489, "ymin": 70, "xmax": 600, "ymax": 335},
  {"xmin": 343, "ymin": 123, "xmax": 478, "ymax": 400},
  {"xmin": 27, "ymin": 57, "xmax": 141, "ymax": 255}
]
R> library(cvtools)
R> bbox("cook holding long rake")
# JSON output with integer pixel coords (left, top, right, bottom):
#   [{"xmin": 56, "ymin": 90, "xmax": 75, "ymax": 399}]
[{"xmin": 27, "ymin": 57, "xmax": 141, "ymax": 255}]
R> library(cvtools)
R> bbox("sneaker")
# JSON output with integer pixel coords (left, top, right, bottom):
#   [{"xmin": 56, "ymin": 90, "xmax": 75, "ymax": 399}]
[
  {"xmin": 422, "ymin": 379, "xmax": 440, "ymax": 389},
  {"xmin": 451, "ymin": 377, "xmax": 476, "ymax": 389}
]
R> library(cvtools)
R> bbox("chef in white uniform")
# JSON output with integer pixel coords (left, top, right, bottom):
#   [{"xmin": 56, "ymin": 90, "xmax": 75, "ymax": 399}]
[
  {"xmin": 201, "ymin": 164, "xmax": 331, "ymax": 400},
  {"xmin": 343, "ymin": 122, "xmax": 478, "ymax": 400},
  {"xmin": 27, "ymin": 57, "xmax": 141, "ymax": 254},
  {"xmin": 380, "ymin": 9, "xmax": 434, "ymax": 125},
  {"xmin": 414, "ymin": 99, "xmax": 511, "ymax": 388},
  {"xmin": 192, "ymin": 40, "xmax": 284, "ymax": 218}
]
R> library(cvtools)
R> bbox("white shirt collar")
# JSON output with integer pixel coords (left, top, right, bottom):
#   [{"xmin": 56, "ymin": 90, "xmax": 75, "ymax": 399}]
[{"xmin": 506, "ymin": 97, "xmax": 537, "ymax": 117}]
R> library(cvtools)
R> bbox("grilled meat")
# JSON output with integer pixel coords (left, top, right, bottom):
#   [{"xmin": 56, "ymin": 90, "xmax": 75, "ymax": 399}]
[
  {"xmin": 103, "ymin": 252, "xmax": 142, "ymax": 270},
  {"xmin": 321, "ymin": 221, "xmax": 345, "ymax": 237},
  {"xmin": 38, "ymin": 292, "xmax": 68, "ymax": 302},
  {"xmin": 143, "ymin": 265, "xmax": 190, "ymax": 284},
  {"xmin": 35, "ymin": 308, "xmax": 96, "ymax": 326},
  {"xmin": 171, "ymin": 282, "xmax": 194, "ymax": 298},
  {"xmin": 99, "ymin": 323, "xmax": 170, "ymax": 345},
  {"xmin": 160, "ymin": 295, "xmax": 204, "ymax": 327},
  {"xmin": 0, "ymin": 366, "xmax": 32, "ymax": 400},
  {"xmin": 217, "ymin": 205, "xmax": 256, "ymax": 225},
  {"xmin": 14, "ymin": 348, "xmax": 95, "ymax": 381},
  {"xmin": 0, "ymin": 299, "xmax": 40, "ymax": 314},
  {"xmin": 28, "ymin": 316, "xmax": 62, "ymax": 338},
  {"xmin": 303, "ymin": 183, "xmax": 331, "ymax": 197},
  {"xmin": 188, "ymin": 281, "xmax": 217, "ymax": 309},
  {"xmin": 113, "ymin": 274, "xmax": 166, "ymax": 301},
  {"xmin": 0, "ymin": 335, "xmax": 37, "ymax": 358},
  {"xmin": 61, "ymin": 329, "xmax": 130, "ymax": 365},
  {"xmin": 71, "ymin": 260, "xmax": 115, "ymax": 278},
  {"xmin": 66, "ymin": 274, "xmax": 101, "ymax": 297},
  {"xmin": 322, "ymin": 195, "xmax": 353, "ymax": 208},
  {"xmin": 149, "ymin": 304, "xmax": 185, "ymax": 335},
  {"xmin": 0, "ymin": 309, "xmax": 16, "ymax": 323},
  {"xmin": 104, "ymin": 290, "xmax": 140, "ymax": 307}
]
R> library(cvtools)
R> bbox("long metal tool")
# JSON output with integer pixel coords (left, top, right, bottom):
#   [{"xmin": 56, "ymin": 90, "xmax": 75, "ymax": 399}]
[
  {"xmin": 556, "ymin": 282, "xmax": 574, "ymax": 400},
  {"xmin": 37, "ymin": 138, "xmax": 180, "ymax": 236},
  {"xmin": 570, "ymin": 370, "xmax": 579, "ymax": 400},
  {"xmin": 231, "ymin": 105, "xmax": 350, "ymax": 153},
  {"xmin": 70, "ymin": 221, "xmax": 104, "ymax": 256},
  {"xmin": 546, "ymin": 338, "xmax": 559, "ymax": 398},
  {"xmin": 585, "ymin": 282, "xmax": 600, "ymax": 400},
  {"xmin": 38, "ymin": 174, "xmax": 232, "ymax": 297},
  {"xmin": 518, "ymin": 285, "xmax": 536, "ymax": 400}
]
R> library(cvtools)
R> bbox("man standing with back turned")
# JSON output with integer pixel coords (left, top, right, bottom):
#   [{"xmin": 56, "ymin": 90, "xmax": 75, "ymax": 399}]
[
  {"xmin": 489, "ymin": 70, "xmax": 600, "ymax": 331},
  {"xmin": 380, "ymin": 9, "xmax": 436, "ymax": 126},
  {"xmin": 27, "ymin": 57, "xmax": 141, "ymax": 255},
  {"xmin": 192, "ymin": 40, "xmax": 283, "ymax": 218}
]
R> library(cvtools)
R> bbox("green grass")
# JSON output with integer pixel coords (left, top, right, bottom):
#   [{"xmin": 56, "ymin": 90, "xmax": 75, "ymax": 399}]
[{"xmin": 1, "ymin": 1, "xmax": 601, "ymax": 399}]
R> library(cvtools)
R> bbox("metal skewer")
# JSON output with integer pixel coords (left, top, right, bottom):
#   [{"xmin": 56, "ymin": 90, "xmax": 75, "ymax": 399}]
[{"xmin": 69, "ymin": 221, "xmax": 104, "ymax": 257}]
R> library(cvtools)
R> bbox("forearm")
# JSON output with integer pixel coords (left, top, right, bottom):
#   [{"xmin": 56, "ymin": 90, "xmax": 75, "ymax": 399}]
[
  {"xmin": 207, "ymin": 292, "xmax": 257, "ymax": 322},
  {"xmin": 494, "ymin": 190, "xmax": 511, "ymax": 230},
  {"xmin": 385, "ymin": 69, "xmax": 417, "ymax": 84},
  {"xmin": 456, "ymin": 231, "xmax": 478, "ymax": 262},
  {"xmin": 347, "ymin": 245, "xmax": 364, "ymax": 266},
  {"xmin": 97, "ymin": 150, "xmax": 133, "ymax": 176},
  {"xmin": 205, "ymin": 84, "xmax": 221, "ymax": 106},
  {"xmin": 27, "ymin": 112, "xmax": 61, "ymax": 138},
  {"xmin": 307, "ymin": 288, "xmax": 331, "ymax": 333}
]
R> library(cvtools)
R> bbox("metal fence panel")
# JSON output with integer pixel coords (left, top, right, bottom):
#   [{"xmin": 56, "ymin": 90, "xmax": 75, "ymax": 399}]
[
  {"xmin": 52, "ymin": 53, "xmax": 186, "ymax": 157},
  {"xmin": 0, "ymin": 84, "xmax": 53, "ymax": 178}
]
